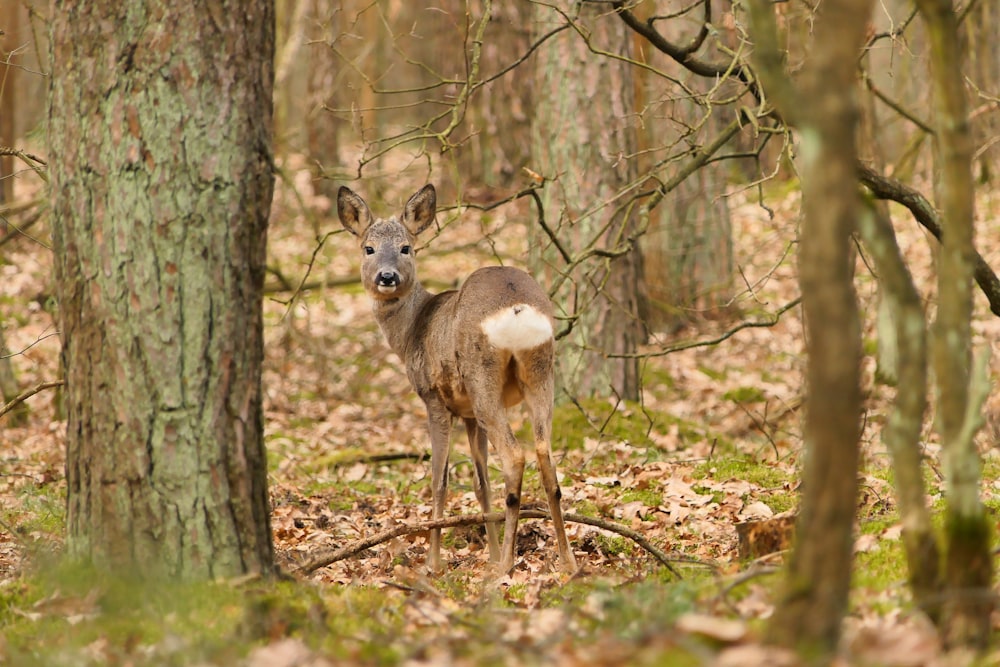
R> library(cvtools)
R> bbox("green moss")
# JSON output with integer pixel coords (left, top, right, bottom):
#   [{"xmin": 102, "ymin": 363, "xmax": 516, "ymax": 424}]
[
  {"xmin": 722, "ymin": 386, "xmax": 767, "ymax": 403},
  {"xmin": 572, "ymin": 499, "xmax": 602, "ymax": 518},
  {"xmin": 573, "ymin": 579, "xmax": 697, "ymax": 640},
  {"xmin": 549, "ymin": 398, "xmax": 708, "ymax": 459},
  {"xmin": 697, "ymin": 365, "xmax": 727, "ymax": 381},
  {"xmin": 852, "ymin": 537, "xmax": 910, "ymax": 616},
  {"xmin": 763, "ymin": 492, "xmax": 797, "ymax": 514},
  {"xmin": 0, "ymin": 561, "xmax": 416, "ymax": 667},
  {"xmin": 692, "ymin": 457, "xmax": 790, "ymax": 489},
  {"xmin": 620, "ymin": 487, "xmax": 665, "ymax": 509},
  {"xmin": 593, "ymin": 534, "xmax": 634, "ymax": 556},
  {"xmin": 640, "ymin": 365, "xmax": 675, "ymax": 392},
  {"xmin": 2, "ymin": 561, "xmax": 252, "ymax": 665},
  {"xmin": 7, "ymin": 482, "xmax": 65, "ymax": 538}
]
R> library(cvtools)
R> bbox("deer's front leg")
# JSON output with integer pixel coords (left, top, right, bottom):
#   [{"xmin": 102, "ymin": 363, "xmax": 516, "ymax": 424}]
[{"xmin": 425, "ymin": 402, "xmax": 453, "ymax": 573}]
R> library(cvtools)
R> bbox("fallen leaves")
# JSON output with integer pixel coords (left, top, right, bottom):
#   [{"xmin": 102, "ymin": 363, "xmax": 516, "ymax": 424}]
[{"xmin": 5, "ymin": 162, "xmax": 1000, "ymax": 667}]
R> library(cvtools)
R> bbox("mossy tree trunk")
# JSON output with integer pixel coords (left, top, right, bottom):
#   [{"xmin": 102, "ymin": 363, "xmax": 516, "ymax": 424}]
[
  {"xmin": 748, "ymin": 0, "xmax": 871, "ymax": 655},
  {"xmin": 49, "ymin": 0, "xmax": 276, "ymax": 579},
  {"xmin": 915, "ymin": 0, "xmax": 993, "ymax": 648},
  {"xmin": 530, "ymin": 1, "xmax": 644, "ymax": 401}
]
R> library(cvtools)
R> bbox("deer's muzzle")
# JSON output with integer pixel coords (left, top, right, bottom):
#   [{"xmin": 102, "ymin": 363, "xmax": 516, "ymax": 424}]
[{"xmin": 376, "ymin": 270, "xmax": 400, "ymax": 293}]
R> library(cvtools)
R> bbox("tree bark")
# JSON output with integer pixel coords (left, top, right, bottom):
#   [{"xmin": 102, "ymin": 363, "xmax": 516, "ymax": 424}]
[
  {"xmin": 304, "ymin": 0, "xmax": 341, "ymax": 201},
  {"xmin": 49, "ymin": 0, "xmax": 276, "ymax": 579},
  {"xmin": 530, "ymin": 1, "xmax": 644, "ymax": 401},
  {"xmin": 633, "ymin": 0, "xmax": 735, "ymax": 331},
  {"xmin": 915, "ymin": 0, "xmax": 993, "ymax": 648},
  {"xmin": 748, "ymin": 0, "xmax": 871, "ymax": 655},
  {"xmin": 857, "ymin": 202, "xmax": 940, "ymax": 621},
  {"xmin": 469, "ymin": 0, "xmax": 533, "ymax": 187}
]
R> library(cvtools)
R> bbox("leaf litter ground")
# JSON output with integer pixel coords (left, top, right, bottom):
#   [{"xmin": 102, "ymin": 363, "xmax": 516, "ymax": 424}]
[{"xmin": 3, "ymin": 161, "xmax": 1000, "ymax": 665}]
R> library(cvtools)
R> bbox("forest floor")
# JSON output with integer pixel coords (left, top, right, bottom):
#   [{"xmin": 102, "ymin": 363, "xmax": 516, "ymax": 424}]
[{"xmin": 3, "ymin": 155, "xmax": 1000, "ymax": 665}]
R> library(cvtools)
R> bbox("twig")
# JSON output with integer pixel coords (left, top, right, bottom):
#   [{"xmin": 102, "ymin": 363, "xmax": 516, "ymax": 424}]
[
  {"xmin": 296, "ymin": 509, "xmax": 688, "ymax": 577},
  {"xmin": 0, "ymin": 146, "xmax": 48, "ymax": 182},
  {"xmin": 0, "ymin": 205, "xmax": 47, "ymax": 251},
  {"xmin": 0, "ymin": 380, "xmax": 63, "ymax": 421},
  {"xmin": 275, "ymin": 230, "xmax": 339, "ymax": 315}
]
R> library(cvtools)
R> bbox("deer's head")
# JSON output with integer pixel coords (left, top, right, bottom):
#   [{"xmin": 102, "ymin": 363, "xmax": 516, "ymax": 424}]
[{"xmin": 338, "ymin": 184, "xmax": 436, "ymax": 301}]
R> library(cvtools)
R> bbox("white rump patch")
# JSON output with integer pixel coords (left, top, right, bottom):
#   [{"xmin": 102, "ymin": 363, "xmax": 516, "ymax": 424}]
[{"xmin": 480, "ymin": 304, "xmax": 553, "ymax": 351}]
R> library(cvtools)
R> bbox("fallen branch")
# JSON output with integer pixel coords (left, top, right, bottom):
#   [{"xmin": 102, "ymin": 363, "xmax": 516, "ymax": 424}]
[
  {"xmin": 0, "ymin": 380, "xmax": 63, "ymax": 421},
  {"xmin": 296, "ymin": 509, "xmax": 689, "ymax": 578}
]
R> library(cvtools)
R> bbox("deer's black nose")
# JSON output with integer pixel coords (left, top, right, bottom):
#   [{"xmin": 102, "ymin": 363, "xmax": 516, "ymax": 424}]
[{"xmin": 377, "ymin": 271, "xmax": 399, "ymax": 286}]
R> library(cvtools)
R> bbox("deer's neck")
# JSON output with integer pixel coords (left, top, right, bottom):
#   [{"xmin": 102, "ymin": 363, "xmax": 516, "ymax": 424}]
[{"xmin": 371, "ymin": 282, "xmax": 434, "ymax": 358}]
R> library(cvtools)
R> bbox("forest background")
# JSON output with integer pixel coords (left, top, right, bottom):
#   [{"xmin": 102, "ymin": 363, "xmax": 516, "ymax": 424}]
[{"xmin": 3, "ymin": 0, "xmax": 1000, "ymax": 665}]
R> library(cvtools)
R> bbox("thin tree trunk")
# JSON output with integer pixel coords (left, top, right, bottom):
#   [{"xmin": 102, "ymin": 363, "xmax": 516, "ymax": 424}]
[
  {"xmin": 915, "ymin": 0, "xmax": 993, "ymax": 648},
  {"xmin": 49, "ymin": 0, "xmax": 276, "ymax": 579},
  {"xmin": 748, "ymin": 0, "xmax": 871, "ymax": 654},
  {"xmin": 0, "ymin": 3, "xmax": 22, "ymax": 205},
  {"xmin": 965, "ymin": 1, "xmax": 1000, "ymax": 184},
  {"xmin": 857, "ymin": 203, "xmax": 940, "ymax": 621}
]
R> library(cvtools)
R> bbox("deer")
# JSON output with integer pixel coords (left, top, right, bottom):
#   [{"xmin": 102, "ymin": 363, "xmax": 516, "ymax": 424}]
[{"xmin": 337, "ymin": 184, "xmax": 577, "ymax": 575}]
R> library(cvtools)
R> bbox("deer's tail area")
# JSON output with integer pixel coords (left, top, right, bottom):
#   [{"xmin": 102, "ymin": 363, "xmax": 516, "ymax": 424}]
[{"xmin": 480, "ymin": 304, "xmax": 554, "ymax": 351}]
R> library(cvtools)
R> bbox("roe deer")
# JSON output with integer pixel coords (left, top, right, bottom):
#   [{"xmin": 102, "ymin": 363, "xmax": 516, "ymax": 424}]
[{"xmin": 338, "ymin": 184, "xmax": 577, "ymax": 574}]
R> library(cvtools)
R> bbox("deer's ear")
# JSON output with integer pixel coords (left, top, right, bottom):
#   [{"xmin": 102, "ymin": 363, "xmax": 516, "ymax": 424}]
[
  {"xmin": 338, "ymin": 186, "xmax": 372, "ymax": 236},
  {"xmin": 403, "ymin": 184, "xmax": 436, "ymax": 236}
]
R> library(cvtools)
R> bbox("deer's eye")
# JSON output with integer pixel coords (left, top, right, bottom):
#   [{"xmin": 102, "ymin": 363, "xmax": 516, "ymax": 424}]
[
  {"xmin": 400, "ymin": 245, "xmax": 412, "ymax": 255},
  {"xmin": 364, "ymin": 246, "xmax": 375, "ymax": 255}
]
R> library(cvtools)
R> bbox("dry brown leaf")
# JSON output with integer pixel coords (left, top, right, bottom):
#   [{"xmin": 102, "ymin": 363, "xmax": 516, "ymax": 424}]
[{"xmin": 676, "ymin": 612, "xmax": 748, "ymax": 643}]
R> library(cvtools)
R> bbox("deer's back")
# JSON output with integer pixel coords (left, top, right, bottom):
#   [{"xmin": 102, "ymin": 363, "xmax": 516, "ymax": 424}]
[
  {"xmin": 454, "ymin": 266, "xmax": 553, "ymax": 322},
  {"xmin": 408, "ymin": 266, "xmax": 554, "ymax": 419}
]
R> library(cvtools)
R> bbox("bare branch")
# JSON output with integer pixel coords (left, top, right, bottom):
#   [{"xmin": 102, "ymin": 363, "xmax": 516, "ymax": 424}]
[
  {"xmin": 609, "ymin": 0, "xmax": 762, "ymax": 105},
  {"xmin": 609, "ymin": 297, "xmax": 802, "ymax": 360},
  {"xmin": 857, "ymin": 164, "xmax": 1000, "ymax": 317},
  {"xmin": 0, "ymin": 380, "xmax": 63, "ymax": 422}
]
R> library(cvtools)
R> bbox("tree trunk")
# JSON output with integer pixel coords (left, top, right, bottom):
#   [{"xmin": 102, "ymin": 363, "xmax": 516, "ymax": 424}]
[
  {"xmin": 748, "ymin": 0, "xmax": 870, "ymax": 655},
  {"xmin": 304, "ymin": 0, "xmax": 341, "ymax": 200},
  {"xmin": 49, "ymin": 0, "xmax": 276, "ymax": 579},
  {"xmin": 965, "ymin": 1, "xmax": 1000, "ymax": 184},
  {"xmin": 916, "ymin": 0, "xmax": 994, "ymax": 648},
  {"xmin": 857, "ymin": 203, "xmax": 940, "ymax": 621},
  {"xmin": 635, "ymin": 0, "xmax": 735, "ymax": 332},
  {"xmin": 530, "ymin": 1, "xmax": 644, "ymax": 401},
  {"xmin": 468, "ymin": 1, "xmax": 533, "ymax": 188}
]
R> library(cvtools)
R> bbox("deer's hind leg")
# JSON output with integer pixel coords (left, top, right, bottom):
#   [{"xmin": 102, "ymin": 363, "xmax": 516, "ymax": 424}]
[
  {"xmin": 463, "ymin": 367, "xmax": 525, "ymax": 574},
  {"xmin": 464, "ymin": 417, "xmax": 501, "ymax": 562},
  {"xmin": 519, "ymin": 349, "xmax": 577, "ymax": 573}
]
